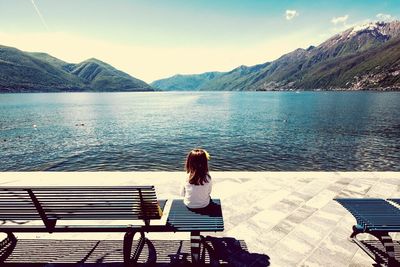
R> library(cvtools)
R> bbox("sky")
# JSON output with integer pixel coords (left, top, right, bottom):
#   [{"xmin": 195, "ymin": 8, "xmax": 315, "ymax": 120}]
[{"xmin": 0, "ymin": 0, "xmax": 399, "ymax": 83}]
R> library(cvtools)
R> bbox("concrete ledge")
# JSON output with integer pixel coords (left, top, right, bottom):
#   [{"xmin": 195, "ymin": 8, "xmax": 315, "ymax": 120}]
[{"xmin": 1, "ymin": 172, "xmax": 399, "ymax": 266}]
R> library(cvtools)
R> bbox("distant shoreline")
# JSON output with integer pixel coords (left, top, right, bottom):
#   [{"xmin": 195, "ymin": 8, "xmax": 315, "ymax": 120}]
[
  {"xmin": 0, "ymin": 89, "xmax": 156, "ymax": 94},
  {"xmin": 1, "ymin": 88, "xmax": 400, "ymax": 93}
]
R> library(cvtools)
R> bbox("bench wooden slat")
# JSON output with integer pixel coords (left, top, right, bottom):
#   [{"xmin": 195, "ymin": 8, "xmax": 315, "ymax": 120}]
[
  {"xmin": 335, "ymin": 198, "xmax": 400, "ymax": 230},
  {"xmin": 0, "ymin": 196, "xmax": 156, "ymax": 200},
  {"xmin": 0, "ymin": 186, "xmax": 155, "ymax": 190},
  {"xmin": 0, "ymin": 187, "xmax": 224, "ymax": 232},
  {"xmin": 167, "ymin": 199, "xmax": 224, "ymax": 232},
  {"xmin": 0, "ymin": 200, "xmax": 157, "ymax": 204},
  {"xmin": 0, "ymin": 186, "xmax": 162, "ymax": 222}
]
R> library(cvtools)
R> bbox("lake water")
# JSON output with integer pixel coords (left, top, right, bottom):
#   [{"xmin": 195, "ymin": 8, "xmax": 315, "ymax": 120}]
[{"xmin": 0, "ymin": 91, "xmax": 399, "ymax": 171}]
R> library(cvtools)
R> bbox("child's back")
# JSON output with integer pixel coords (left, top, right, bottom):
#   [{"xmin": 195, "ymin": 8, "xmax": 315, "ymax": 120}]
[
  {"xmin": 180, "ymin": 149, "xmax": 212, "ymax": 209},
  {"xmin": 181, "ymin": 174, "xmax": 212, "ymax": 208}
]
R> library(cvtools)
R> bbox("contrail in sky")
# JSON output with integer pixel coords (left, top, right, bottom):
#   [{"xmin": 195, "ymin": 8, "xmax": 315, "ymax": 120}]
[{"xmin": 30, "ymin": 0, "xmax": 49, "ymax": 31}]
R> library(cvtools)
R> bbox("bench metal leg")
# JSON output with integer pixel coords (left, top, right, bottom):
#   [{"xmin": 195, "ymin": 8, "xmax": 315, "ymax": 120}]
[
  {"xmin": 123, "ymin": 230, "xmax": 145, "ymax": 266},
  {"xmin": 350, "ymin": 225, "xmax": 363, "ymax": 239},
  {"xmin": 191, "ymin": 231, "xmax": 201, "ymax": 264},
  {"xmin": 132, "ymin": 232, "xmax": 146, "ymax": 264}
]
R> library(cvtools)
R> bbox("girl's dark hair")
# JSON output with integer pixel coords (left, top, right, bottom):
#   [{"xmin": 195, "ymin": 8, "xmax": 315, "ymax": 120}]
[{"xmin": 185, "ymin": 149, "xmax": 210, "ymax": 185}]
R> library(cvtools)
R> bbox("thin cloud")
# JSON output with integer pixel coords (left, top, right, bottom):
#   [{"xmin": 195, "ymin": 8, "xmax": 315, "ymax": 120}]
[
  {"xmin": 376, "ymin": 13, "xmax": 394, "ymax": 22},
  {"xmin": 285, "ymin": 10, "xmax": 299, "ymax": 21},
  {"xmin": 331, "ymin": 15, "xmax": 349, "ymax": 25},
  {"xmin": 30, "ymin": 0, "xmax": 49, "ymax": 31}
]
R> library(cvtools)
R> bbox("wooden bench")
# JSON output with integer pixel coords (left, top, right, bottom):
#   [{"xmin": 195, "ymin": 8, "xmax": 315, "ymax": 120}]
[{"xmin": 0, "ymin": 186, "xmax": 224, "ymax": 265}]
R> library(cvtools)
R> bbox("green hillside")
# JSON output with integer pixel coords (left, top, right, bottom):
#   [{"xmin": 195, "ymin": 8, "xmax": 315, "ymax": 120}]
[
  {"xmin": 0, "ymin": 46, "xmax": 153, "ymax": 93},
  {"xmin": 0, "ymin": 45, "xmax": 85, "ymax": 92},
  {"xmin": 151, "ymin": 72, "xmax": 223, "ymax": 90},
  {"xmin": 71, "ymin": 58, "xmax": 152, "ymax": 92}
]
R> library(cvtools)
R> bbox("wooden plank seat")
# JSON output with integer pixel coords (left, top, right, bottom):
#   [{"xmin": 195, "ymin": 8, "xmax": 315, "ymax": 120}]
[
  {"xmin": 334, "ymin": 198, "xmax": 400, "ymax": 266},
  {"xmin": 0, "ymin": 187, "xmax": 224, "ymax": 266},
  {"xmin": 167, "ymin": 199, "xmax": 224, "ymax": 232}
]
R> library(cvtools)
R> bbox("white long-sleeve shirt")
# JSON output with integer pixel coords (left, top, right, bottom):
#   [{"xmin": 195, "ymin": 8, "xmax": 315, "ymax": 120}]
[{"xmin": 180, "ymin": 175, "xmax": 212, "ymax": 209}]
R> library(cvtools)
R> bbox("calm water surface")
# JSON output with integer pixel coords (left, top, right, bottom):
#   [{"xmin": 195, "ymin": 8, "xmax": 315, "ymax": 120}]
[{"xmin": 0, "ymin": 91, "xmax": 399, "ymax": 171}]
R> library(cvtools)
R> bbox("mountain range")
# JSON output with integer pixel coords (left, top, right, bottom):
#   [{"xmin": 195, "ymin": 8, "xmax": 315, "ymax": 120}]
[
  {"xmin": 0, "ymin": 46, "xmax": 152, "ymax": 93},
  {"xmin": 151, "ymin": 21, "xmax": 400, "ymax": 91},
  {"xmin": 2, "ymin": 21, "xmax": 400, "ymax": 93}
]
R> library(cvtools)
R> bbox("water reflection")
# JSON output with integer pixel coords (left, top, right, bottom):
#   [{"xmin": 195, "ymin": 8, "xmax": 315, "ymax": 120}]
[{"xmin": 0, "ymin": 91, "xmax": 399, "ymax": 171}]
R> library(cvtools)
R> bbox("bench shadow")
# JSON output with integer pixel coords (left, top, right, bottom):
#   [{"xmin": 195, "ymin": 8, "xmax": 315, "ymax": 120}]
[
  {"xmin": 356, "ymin": 239, "xmax": 400, "ymax": 267},
  {"xmin": 187, "ymin": 201, "xmax": 223, "ymax": 217},
  {"xmin": 1, "ymin": 237, "xmax": 270, "ymax": 266}
]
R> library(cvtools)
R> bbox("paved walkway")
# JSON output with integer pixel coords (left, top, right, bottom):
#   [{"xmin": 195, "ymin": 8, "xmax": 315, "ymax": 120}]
[{"xmin": 1, "ymin": 172, "xmax": 399, "ymax": 266}]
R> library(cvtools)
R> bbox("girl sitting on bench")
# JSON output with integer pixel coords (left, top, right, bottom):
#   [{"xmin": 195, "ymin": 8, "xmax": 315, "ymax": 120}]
[{"xmin": 180, "ymin": 148, "xmax": 212, "ymax": 209}]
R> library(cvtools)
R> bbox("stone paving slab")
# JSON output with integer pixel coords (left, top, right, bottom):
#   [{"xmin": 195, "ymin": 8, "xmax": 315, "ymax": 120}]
[{"xmin": 0, "ymin": 171, "xmax": 399, "ymax": 266}]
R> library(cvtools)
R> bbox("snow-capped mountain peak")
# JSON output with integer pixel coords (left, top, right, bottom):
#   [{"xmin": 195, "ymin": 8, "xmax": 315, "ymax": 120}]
[{"xmin": 349, "ymin": 21, "xmax": 388, "ymax": 37}]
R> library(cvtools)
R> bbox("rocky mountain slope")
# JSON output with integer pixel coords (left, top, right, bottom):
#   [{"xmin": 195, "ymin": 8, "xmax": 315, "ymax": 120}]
[
  {"xmin": 152, "ymin": 21, "xmax": 400, "ymax": 91},
  {"xmin": 0, "ymin": 46, "xmax": 153, "ymax": 93}
]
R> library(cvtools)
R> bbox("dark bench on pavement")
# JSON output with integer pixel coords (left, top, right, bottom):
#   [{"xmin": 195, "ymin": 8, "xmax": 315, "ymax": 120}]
[
  {"xmin": 335, "ymin": 198, "xmax": 400, "ymax": 266},
  {"xmin": 0, "ymin": 186, "xmax": 224, "ymax": 266}
]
